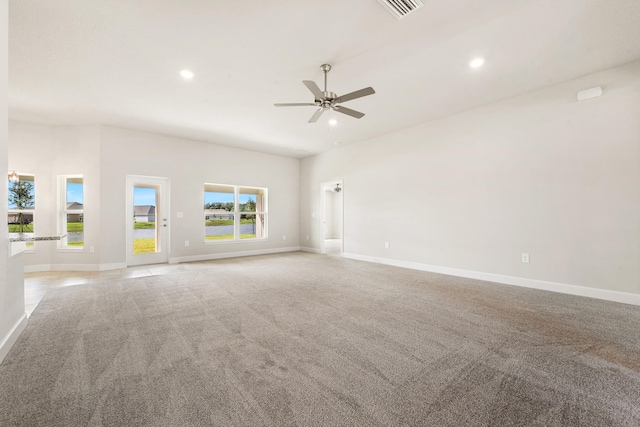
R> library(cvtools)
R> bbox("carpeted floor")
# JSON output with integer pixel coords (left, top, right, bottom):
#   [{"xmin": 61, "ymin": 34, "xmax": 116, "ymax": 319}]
[{"xmin": 1, "ymin": 252, "xmax": 639, "ymax": 426}]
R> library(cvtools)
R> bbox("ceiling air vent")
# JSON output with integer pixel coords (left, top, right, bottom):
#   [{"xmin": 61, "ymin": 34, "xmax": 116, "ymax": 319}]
[{"xmin": 377, "ymin": 0, "xmax": 424, "ymax": 20}]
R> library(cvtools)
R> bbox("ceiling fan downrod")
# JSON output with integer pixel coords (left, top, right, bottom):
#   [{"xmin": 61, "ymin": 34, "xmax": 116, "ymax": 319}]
[
  {"xmin": 321, "ymin": 64, "xmax": 331, "ymax": 93},
  {"xmin": 320, "ymin": 64, "xmax": 336, "ymax": 107}
]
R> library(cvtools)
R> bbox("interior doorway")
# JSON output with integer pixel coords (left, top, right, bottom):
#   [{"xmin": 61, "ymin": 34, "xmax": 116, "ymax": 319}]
[
  {"xmin": 126, "ymin": 175, "xmax": 170, "ymax": 266},
  {"xmin": 321, "ymin": 180, "xmax": 343, "ymax": 256}
]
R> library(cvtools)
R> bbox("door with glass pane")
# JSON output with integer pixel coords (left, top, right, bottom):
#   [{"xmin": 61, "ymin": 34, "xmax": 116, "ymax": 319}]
[{"xmin": 126, "ymin": 176, "xmax": 169, "ymax": 266}]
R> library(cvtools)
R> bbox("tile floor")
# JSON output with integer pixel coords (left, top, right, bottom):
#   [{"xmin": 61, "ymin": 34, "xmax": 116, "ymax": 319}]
[{"xmin": 23, "ymin": 261, "xmax": 217, "ymax": 317}]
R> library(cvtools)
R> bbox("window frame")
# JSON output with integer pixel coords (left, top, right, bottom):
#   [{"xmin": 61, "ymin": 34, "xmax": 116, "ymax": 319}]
[
  {"xmin": 7, "ymin": 173, "xmax": 36, "ymax": 251},
  {"xmin": 58, "ymin": 175, "xmax": 84, "ymax": 251},
  {"xmin": 238, "ymin": 186, "xmax": 268, "ymax": 241},
  {"xmin": 204, "ymin": 183, "xmax": 268, "ymax": 244}
]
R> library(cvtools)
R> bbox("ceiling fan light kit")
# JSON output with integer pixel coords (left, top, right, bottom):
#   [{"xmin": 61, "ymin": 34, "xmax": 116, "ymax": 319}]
[{"xmin": 275, "ymin": 64, "xmax": 375, "ymax": 123}]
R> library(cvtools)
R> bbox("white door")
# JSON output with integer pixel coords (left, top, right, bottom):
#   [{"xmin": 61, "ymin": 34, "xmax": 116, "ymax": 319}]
[{"xmin": 126, "ymin": 175, "xmax": 170, "ymax": 266}]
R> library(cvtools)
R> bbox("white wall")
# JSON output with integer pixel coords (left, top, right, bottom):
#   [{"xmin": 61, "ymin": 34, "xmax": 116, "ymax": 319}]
[
  {"xmin": 8, "ymin": 122, "xmax": 52, "ymax": 268},
  {"xmin": 324, "ymin": 190, "xmax": 343, "ymax": 239},
  {"xmin": 8, "ymin": 122, "xmax": 300, "ymax": 269},
  {"xmin": 99, "ymin": 126, "xmax": 300, "ymax": 265},
  {"xmin": 301, "ymin": 60, "xmax": 640, "ymax": 299},
  {"xmin": 8, "ymin": 122, "xmax": 102, "ymax": 269},
  {"xmin": 1, "ymin": 0, "xmax": 27, "ymax": 363}
]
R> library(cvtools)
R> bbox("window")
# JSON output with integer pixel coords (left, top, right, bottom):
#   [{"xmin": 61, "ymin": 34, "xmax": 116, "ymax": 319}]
[
  {"xmin": 239, "ymin": 187, "xmax": 267, "ymax": 240},
  {"xmin": 204, "ymin": 184, "xmax": 267, "ymax": 242},
  {"xmin": 59, "ymin": 176, "xmax": 84, "ymax": 248},
  {"xmin": 8, "ymin": 174, "xmax": 35, "ymax": 248}
]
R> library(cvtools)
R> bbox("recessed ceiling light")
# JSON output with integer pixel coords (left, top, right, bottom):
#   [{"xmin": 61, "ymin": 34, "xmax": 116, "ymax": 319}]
[
  {"xmin": 469, "ymin": 57, "xmax": 485, "ymax": 68},
  {"xmin": 328, "ymin": 118, "xmax": 338, "ymax": 126},
  {"xmin": 334, "ymin": 141, "xmax": 342, "ymax": 146},
  {"xmin": 180, "ymin": 69, "xmax": 194, "ymax": 79}
]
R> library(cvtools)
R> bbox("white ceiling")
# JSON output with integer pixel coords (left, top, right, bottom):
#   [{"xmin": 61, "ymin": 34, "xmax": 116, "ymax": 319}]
[{"xmin": 9, "ymin": 0, "xmax": 640, "ymax": 158}]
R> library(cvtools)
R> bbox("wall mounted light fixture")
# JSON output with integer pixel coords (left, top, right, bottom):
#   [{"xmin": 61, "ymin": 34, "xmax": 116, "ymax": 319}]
[{"xmin": 8, "ymin": 170, "xmax": 19, "ymax": 183}]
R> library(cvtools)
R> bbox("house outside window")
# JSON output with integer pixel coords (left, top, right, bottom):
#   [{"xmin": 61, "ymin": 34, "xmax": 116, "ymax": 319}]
[
  {"xmin": 8, "ymin": 173, "xmax": 35, "ymax": 248},
  {"xmin": 59, "ymin": 176, "xmax": 84, "ymax": 248},
  {"xmin": 134, "ymin": 205, "xmax": 156, "ymax": 223},
  {"xmin": 204, "ymin": 183, "xmax": 267, "ymax": 242}
]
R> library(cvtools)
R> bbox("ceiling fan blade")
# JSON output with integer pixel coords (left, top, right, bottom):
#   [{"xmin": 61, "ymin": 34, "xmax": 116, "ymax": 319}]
[
  {"xmin": 333, "ymin": 105, "xmax": 365, "ymax": 119},
  {"xmin": 303, "ymin": 80, "xmax": 324, "ymax": 100},
  {"xmin": 308, "ymin": 108, "xmax": 325, "ymax": 123},
  {"xmin": 336, "ymin": 87, "xmax": 375, "ymax": 103},
  {"xmin": 274, "ymin": 103, "xmax": 317, "ymax": 107}
]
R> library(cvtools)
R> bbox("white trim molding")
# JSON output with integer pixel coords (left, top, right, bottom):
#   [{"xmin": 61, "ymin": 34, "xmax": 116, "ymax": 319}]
[
  {"xmin": 299, "ymin": 246, "xmax": 321, "ymax": 254},
  {"xmin": 99, "ymin": 262, "xmax": 128, "ymax": 271},
  {"xmin": 342, "ymin": 253, "xmax": 640, "ymax": 307},
  {"xmin": 0, "ymin": 314, "xmax": 27, "ymax": 364},
  {"xmin": 23, "ymin": 264, "xmax": 50, "ymax": 273},
  {"xmin": 168, "ymin": 246, "xmax": 301, "ymax": 264},
  {"xmin": 24, "ymin": 262, "xmax": 127, "ymax": 273}
]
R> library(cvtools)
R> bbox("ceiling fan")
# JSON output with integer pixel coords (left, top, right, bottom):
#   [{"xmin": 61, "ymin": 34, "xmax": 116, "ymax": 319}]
[{"xmin": 274, "ymin": 64, "xmax": 375, "ymax": 123}]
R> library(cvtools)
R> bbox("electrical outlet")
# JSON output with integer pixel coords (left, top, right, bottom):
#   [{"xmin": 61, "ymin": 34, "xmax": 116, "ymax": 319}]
[
  {"xmin": 306, "ymin": 235, "xmax": 309, "ymax": 241},
  {"xmin": 283, "ymin": 235, "xmax": 287, "ymax": 241},
  {"xmin": 90, "ymin": 246, "xmax": 95, "ymax": 253},
  {"xmin": 521, "ymin": 253, "xmax": 530, "ymax": 263},
  {"xmin": 185, "ymin": 241, "xmax": 190, "ymax": 247},
  {"xmin": 384, "ymin": 242, "xmax": 390, "ymax": 249}
]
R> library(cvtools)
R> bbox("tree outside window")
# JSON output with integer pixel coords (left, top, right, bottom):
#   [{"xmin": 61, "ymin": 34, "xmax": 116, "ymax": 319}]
[
  {"xmin": 8, "ymin": 174, "xmax": 35, "ymax": 247},
  {"xmin": 204, "ymin": 184, "xmax": 267, "ymax": 241}
]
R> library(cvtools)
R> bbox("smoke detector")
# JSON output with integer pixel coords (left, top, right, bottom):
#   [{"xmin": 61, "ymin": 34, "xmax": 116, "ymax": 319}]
[{"xmin": 377, "ymin": 0, "xmax": 424, "ymax": 20}]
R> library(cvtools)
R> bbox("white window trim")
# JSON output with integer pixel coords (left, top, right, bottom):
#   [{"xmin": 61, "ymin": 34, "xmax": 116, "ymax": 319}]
[
  {"xmin": 58, "ymin": 175, "xmax": 84, "ymax": 251},
  {"xmin": 204, "ymin": 184, "xmax": 268, "ymax": 244},
  {"xmin": 8, "ymin": 173, "xmax": 36, "ymax": 252}
]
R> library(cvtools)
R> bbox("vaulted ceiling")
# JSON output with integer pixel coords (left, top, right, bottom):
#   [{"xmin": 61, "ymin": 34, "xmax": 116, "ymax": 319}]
[{"xmin": 9, "ymin": 0, "xmax": 640, "ymax": 158}]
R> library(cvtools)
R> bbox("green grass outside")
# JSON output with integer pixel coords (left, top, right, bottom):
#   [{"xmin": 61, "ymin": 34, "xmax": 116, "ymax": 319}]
[
  {"xmin": 8, "ymin": 224, "xmax": 34, "ymax": 233},
  {"xmin": 66, "ymin": 223, "xmax": 84, "ymax": 246},
  {"xmin": 9, "ymin": 223, "xmax": 84, "ymax": 247},
  {"xmin": 205, "ymin": 234, "xmax": 256, "ymax": 240},
  {"xmin": 9, "ymin": 223, "xmax": 85, "ymax": 232},
  {"xmin": 134, "ymin": 238, "xmax": 156, "ymax": 254},
  {"xmin": 136, "ymin": 221, "xmax": 255, "ymax": 228},
  {"xmin": 134, "ymin": 222, "xmax": 156, "ymax": 229},
  {"xmin": 205, "ymin": 219, "xmax": 257, "ymax": 226},
  {"xmin": 206, "ymin": 219, "xmax": 233, "ymax": 226},
  {"xmin": 67, "ymin": 222, "xmax": 84, "ymax": 232}
]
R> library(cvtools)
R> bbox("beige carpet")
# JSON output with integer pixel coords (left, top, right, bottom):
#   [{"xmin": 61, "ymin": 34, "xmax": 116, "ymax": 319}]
[{"xmin": 1, "ymin": 252, "xmax": 639, "ymax": 426}]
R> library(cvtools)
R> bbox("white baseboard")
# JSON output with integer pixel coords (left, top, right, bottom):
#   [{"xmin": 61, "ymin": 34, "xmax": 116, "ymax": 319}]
[
  {"xmin": 168, "ymin": 246, "xmax": 301, "ymax": 264},
  {"xmin": 23, "ymin": 264, "xmax": 51, "ymax": 273},
  {"xmin": 98, "ymin": 262, "xmax": 127, "ymax": 271},
  {"xmin": 0, "ymin": 313, "xmax": 28, "ymax": 364},
  {"xmin": 24, "ymin": 262, "xmax": 127, "ymax": 273},
  {"xmin": 299, "ymin": 246, "xmax": 321, "ymax": 254},
  {"xmin": 342, "ymin": 253, "xmax": 640, "ymax": 307}
]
